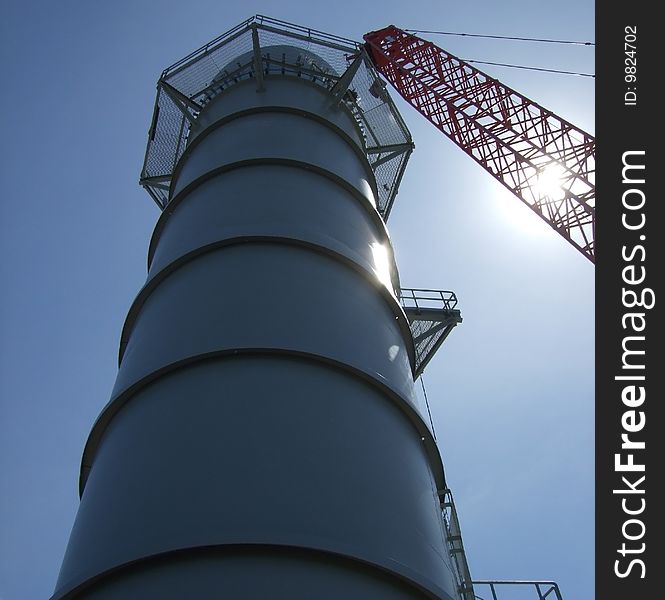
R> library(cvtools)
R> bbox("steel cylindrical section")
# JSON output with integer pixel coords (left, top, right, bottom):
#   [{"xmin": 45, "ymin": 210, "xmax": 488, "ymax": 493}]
[
  {"xmin": 58, "ymin": 357, "xmax": 456, "ymax": 598},
  {"xmin": 171, "ymin": 109, "xmax": 377, "ymax": 207},
  {"xmin": 63, "ymin": 548, "xmax": 435, "ymax": 600},
  {"xmin": 54, "ymin": 65, "xmax": 457, "ymax": 600},
  {"xmin": 147, "ymin": 165, "xmax": 390, "ymax": 283},
  {"xmin": 113, "ymin": 242, "xmax": 416, "ymax": 402},
  {"xmin": 188, "ymin": 77, "xmax": 366, "ymax": 149}
]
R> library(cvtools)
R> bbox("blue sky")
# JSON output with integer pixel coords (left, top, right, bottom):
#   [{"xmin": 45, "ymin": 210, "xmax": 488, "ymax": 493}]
[{"xmin": 0, "ymin": 1, "xmax": 594, "ymax": 599}]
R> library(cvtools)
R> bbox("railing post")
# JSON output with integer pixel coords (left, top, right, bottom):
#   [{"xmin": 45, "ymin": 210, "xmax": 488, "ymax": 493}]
[{"xmin": 490, "ymin": 582, "xmax": 498, "ymax": 600}]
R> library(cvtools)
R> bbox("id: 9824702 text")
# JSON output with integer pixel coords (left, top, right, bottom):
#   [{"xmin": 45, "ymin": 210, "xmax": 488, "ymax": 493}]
[{"xmin": 624, "ymin": 26, "xmax": 638, "ymax": 106}]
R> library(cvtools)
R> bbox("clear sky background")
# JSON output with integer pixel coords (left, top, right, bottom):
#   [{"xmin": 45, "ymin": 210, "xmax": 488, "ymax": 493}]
[{"xmin": 0, "ymin": 1, "xmax": 594, "ymax": 599}]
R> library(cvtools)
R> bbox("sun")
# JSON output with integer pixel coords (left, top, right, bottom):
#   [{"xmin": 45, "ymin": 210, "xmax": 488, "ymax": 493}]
[{"xmin": 535, "ymin": 164, "xmax": 567, "ymax": 201}]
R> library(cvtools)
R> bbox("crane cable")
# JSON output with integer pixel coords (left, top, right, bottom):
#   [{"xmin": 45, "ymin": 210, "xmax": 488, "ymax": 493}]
[
  {"xmin": 405, "ymin": 29, "xmax": 595, "ymax": 46},
  {"xmin": 462, "ymin": 59, "xmax": 594, "ymax": 78},
  {"xmin": 420, "ymin": 375, "xmax": 437, "ymax": 441},
  {"xmin": 403, "ymin": 29, "xmax": 595, "ymax": 78}
]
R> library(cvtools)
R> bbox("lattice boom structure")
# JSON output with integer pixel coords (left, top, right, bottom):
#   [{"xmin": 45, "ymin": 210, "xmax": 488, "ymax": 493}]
[{"xmin": 364, "ymin": 26, "xmax": 596, "ymax": 262}]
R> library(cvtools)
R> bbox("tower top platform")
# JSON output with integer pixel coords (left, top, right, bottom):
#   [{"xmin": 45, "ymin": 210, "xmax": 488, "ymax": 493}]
[{"xmin": 140, "ymin": 15, "xmax": 413, "ymax": 220}]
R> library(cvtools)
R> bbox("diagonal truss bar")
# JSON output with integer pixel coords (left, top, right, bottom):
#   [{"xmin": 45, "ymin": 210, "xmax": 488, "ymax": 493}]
[
  {"xmin": 159, "ymin": 80, "xmax": 202, "ymax": 122},
  {"xmin": 364, "ymin": 26, "xmax": 595, "ymax": 263}
]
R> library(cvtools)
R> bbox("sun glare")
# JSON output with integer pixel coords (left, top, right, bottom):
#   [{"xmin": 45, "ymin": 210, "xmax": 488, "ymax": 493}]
[
  {"xmin": 535, "ymin": 164, "xmax": 567, "ymax": 201},
  {"xmin": 370, "ymin": 242, "xmax": 394, "ymax": 290}
]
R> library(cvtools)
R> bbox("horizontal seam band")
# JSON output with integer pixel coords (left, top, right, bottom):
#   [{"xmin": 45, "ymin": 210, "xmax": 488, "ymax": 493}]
[
  {"xmin": 80, "ymin": 350, "xmax": 445, "ymax": 499},
  {"xmin": 50, "ymin": 540, "xmax": 453, "ymax": 600},
  {"xmin": 122, "ymin": 235, "xmax": 414, "ymax": 369},
  {"xmin": 148, "ymin": 158, "xmax": 385, "ymax": 267},
  {"xmin": 169, "ymin": 104, "xmax": 378, "ymax": 204}
]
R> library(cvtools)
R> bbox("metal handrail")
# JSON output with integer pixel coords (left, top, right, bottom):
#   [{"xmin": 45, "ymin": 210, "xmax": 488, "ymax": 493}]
[
  {"xmin": 472, "ymin": 580, "xmax": 564, "ymax": 600},
  {"xmin": 399, "ymin": 287, "xmax": 459, "ymax": 311}
]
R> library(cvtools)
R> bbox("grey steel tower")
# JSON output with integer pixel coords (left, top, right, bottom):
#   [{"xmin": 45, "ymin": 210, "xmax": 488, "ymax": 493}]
[{"xmin": 52, "ymin": 16, "xmax": 464, "ymax": 600}]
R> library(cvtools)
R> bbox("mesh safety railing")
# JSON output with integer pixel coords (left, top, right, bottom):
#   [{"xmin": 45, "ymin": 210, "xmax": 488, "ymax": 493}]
[{"xmin": 140, "ymin": 15, "xmax": 413, "ymax": 220}]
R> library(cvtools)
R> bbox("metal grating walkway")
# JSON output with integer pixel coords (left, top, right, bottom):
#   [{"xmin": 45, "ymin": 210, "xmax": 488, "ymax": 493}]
[{"xmin": 399, "ymin": 288, "xmax": 462, "ymax": 378}]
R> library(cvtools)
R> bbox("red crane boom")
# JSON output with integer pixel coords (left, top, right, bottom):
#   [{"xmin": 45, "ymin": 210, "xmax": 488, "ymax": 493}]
[{"xmin": 364, "ymin": 26, "xmax": 595, "ymax": 263}]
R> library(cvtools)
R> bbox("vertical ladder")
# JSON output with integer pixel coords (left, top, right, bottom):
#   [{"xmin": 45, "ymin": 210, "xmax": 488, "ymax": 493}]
[{"xmin": 439, "ymin": 488, "xmax": 476, "ymax": 600}]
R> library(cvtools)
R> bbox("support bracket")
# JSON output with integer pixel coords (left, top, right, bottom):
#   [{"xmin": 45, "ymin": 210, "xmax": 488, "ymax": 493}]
[
  {"xmin": 159, "ymin": 80, "xmax": 202, "ymax": 124},
  {"xmin": 329, "ymin": 53, "xmax": 363, "ymax": 105},
  {"xmin": 250, "ymin": 24, "xmax": 266, "ymax": 92}
]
